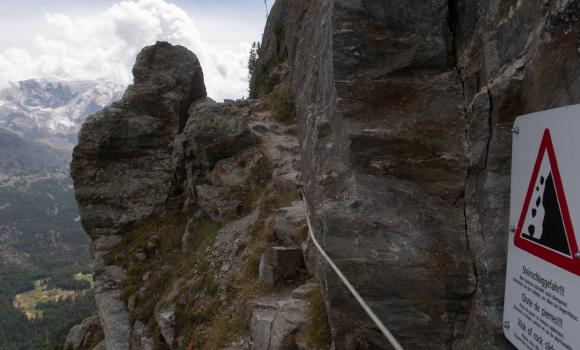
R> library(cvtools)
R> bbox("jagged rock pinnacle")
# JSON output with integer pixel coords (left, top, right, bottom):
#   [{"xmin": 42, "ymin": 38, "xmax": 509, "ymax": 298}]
[{"xmin": 71, "ymin": 41, "xmax": 206, "ymax": 238}]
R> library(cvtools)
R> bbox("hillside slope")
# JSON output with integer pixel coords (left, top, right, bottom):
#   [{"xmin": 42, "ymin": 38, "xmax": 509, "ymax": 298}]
[
  {"xmin": 0, "ymin": 79, "xmax": 122, "ymax": 349},
  {"xmin": 70, "ymin": 41, "xmax": 322, "ymax": 350}
]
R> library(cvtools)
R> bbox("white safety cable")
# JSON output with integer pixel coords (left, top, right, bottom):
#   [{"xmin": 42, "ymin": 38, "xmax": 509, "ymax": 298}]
[{"xmin": 302, "ymin": 195, "xmax": 405, "ymax": 350}]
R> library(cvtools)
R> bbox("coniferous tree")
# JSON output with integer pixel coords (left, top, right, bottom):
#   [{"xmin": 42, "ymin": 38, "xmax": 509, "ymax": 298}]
[{"xmin": 248, "ymin": 41, "xmax": 262, "ymax": 99}]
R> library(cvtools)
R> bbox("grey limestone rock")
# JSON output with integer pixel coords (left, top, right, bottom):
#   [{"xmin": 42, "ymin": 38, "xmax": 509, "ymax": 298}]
[
  {"xmin": 181, "ymin": 98, "xmax": 254, "ymax": 169},
  {"xmin": 92, "ymin": 341, "xmax": 106, "ymax": 350},
  {"xmin": 64, "ymin": 315, "xmax": 103, "ymax": 350},
  {"xmin": 130, "ymin": 321, "xmax": 155, "ymax": 350},
  {"xmin": 195, "ymin": 184, "xmax": 241, "ymax": 223},
  {"xmin": 96, "ymin": 290, "xmax": 130, "ymax": 350},
  {"xmin": 155, "ymin": 306, "xmax": 177, "ymax": 347},
  {"xmin": 261, "ymin": 1, "xmax": 473, "ymax": 348},
  {"xmin": 250, "ymin": 283, "xmax": 318, "ymax": 350},
  {"xmin": 274, "ymin": 201, "xmax": 307, "ymax": 245},
  {"xmin": 71, "ymin": 41, "xmax": 206, "ymax": 238},
  {"xmin": 172, "ymin": 98, "xmax": 256, "ymax": 202},
  {"xmin": 71, "ymin": 41, "xmax": 207, "ymax": 350},
  {"xmin": 260, "ymin": 0, "xmax": 580, "ymax": 349}
]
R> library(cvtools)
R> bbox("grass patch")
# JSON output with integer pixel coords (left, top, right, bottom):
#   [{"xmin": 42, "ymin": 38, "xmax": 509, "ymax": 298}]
[
  {"xmin": 101, "ymin": 154, "xmax": 303, "ymax": 348},
  {"xmin": 104, "ymin": 196, "xmax": 228, "ymax": 345},
  {"xmin": 202, "ymin": 313, "xmax": 244, "ymax": 350},
  {"xmin": 12, "ymin": 279, "xmax": 88, "ymax": 320},
  {"xmin": 308, "ymin": 288, "xmax": 332, "ymax": 349},
  {"xmin": 244, "ymin": 183, "xmax": 300, "ymax": 279},
  {"xmin": 179, "ymin": 180, "xmax": 302, "ymax": 348},
  {"xmin": 189, "ymin": 221, "xmax": 222, "ymax": 252},
  {"xmin": 244, "ymin": 241, "xmax": 269, "ymax": 279},
  {"xmin": 127, "ymin": 264, "xmax": 146, "ymax": 286},
  {"xmin": 258, "ymin": 183, "xmax": 300, "ymax": 221},
  {"xmin": 271, "ymin": 81, "xmax": 295, "ymax": 123}
]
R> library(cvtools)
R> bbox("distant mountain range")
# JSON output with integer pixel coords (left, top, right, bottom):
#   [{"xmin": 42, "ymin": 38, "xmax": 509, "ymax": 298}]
[
  {"xmin": 0, "ymin": 79, "xmax": 122, "ymax": 349},
  {"xmin": 0, "ymin": 79, "xmax": 123, "ymax": 271},
  {"xmin": 0, "ymin": 79, "xmax": 124, "ymax": 150}
]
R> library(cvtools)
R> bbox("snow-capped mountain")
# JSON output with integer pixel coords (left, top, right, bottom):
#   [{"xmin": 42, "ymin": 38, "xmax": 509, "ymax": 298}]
[
  {"xmin": 0, "ymin": 79, "xmax": 124, "ymax": 149},
  {"xmin": 0, "ymin": 78, "xmax": 123, "ymax": 271}
]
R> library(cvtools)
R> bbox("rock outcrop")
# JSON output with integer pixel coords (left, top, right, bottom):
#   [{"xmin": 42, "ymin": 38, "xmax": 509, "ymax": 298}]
[
  {"xmin": 71, "ymin": 42, "xmax": 208, "ymax": 349},
  {"xmin": 71, "ymin": 41, "xmax": 319, "ymax": 350},
  {"xmin": 64, "ymin": 315, "xmax": 104, "ymax": 350},
  {"xmin": 257, "ymin": 0, "xmax": 580, "ymax": 349},
  {"xmin": 69, "ymin": 2, "xmax": 580, "ymax": 349},
  {"xmin": 250, "ymin": 283, "xmax": 318, "ymax": 350},
  {"xmin": 71, "ymin": 41, "xmax": 206, "ymax": 238}
]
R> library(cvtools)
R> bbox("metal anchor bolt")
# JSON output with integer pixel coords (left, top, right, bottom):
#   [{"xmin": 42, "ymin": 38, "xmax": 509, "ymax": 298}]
[
  {"xmin": 509, "ymin": 225, "xmax": 516, "ymax": 233},
  {"xmin": 512, "ymin": 127, "xmax": 519, "ymax": 135},
  {"xmin": 504, "ymin": 321, "xmax": 510, "ymax": 329}
]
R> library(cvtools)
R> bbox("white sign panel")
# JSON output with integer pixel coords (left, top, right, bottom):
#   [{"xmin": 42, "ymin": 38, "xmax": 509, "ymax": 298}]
[{"xmin": 504, "ymin": 105, "xmax": 580, "ymax": 350}]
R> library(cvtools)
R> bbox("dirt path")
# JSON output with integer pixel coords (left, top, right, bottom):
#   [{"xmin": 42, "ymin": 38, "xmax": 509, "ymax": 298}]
[{"xmin": 248, "ymin": 110, "xmax": 301, "ymax": 187}]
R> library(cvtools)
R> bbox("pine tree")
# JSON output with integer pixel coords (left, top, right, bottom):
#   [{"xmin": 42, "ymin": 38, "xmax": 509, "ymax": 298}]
[{"xmin": 248, "ymin": 41, "xmax": 262, "ymax": 99}]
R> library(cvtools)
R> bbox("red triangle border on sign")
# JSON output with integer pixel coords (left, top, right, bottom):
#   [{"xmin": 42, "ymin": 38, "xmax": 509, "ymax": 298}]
[{"xmin": 514, "ymin": 128, "xmax": 580, "ymax": 275}]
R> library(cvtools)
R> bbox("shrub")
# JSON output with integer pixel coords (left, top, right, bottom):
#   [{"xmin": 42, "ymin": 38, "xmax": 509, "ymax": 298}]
[
  {"xmin": 248, "ymin": 42, "xmax": 268, "ymax": 99},
  {"xmin": 308, "ymin": 289, "xmax": 332, "ymax": 348},
  {"xmin": 271, "ymin": 81, "xmax": 295, "ymax": 123}
]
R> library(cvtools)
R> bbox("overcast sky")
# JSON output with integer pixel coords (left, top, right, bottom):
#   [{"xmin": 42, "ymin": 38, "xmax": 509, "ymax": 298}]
[{"xmin": 0, "ymin": 0, "xmax": 269, "ymax": 100}]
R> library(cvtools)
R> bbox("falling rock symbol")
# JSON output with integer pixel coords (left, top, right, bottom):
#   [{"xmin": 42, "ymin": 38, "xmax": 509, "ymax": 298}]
[
  {"xmin": 522, "ymin": 172, "xmax": 571, "ymax": 256},
  {"xmin": 514, "ymin": 129, "xmax": 580, "ymax": 276}
]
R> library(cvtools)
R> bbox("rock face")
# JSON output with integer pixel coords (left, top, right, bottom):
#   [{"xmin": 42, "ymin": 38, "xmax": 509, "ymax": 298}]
[
  {"xmin": 71, "ymin": 40, "xmax": 313, "ymax": 350},
  {"xmin": 274, "ymin": 201, "xmax": 307, "ymax": 245},
  {"xmin": 64, "ymin": 315, "xmax": 104, "ymax": 350},
  {"xmin": 250, "ymin": 283, "xmax": 317, "ymax": 350},
  {"xmin": 71, "ymin": 41, "xmax": 206, "ymax": 237},
  {"xmin": 71, "ymin": 42, "xmax": 207, "ymax": 349},
  {"xmin": 258, "ymin": 0, "xmax": 580, "ymax": 349}
]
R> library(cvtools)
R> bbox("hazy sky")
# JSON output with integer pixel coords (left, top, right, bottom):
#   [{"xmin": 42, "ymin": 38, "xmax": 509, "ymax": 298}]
[{"xmin": 0, "ymin": 0, "xmax": 270, "ymax": 100}]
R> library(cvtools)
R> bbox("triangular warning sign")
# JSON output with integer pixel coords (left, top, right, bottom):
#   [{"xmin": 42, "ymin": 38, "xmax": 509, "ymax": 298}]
[{"xmin": 514, "ymin": 129, "xmax": 580, "ymax": 275}]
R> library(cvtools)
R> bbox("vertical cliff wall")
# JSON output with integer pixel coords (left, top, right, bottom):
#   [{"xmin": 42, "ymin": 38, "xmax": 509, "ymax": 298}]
[{"xmin": 258, "ymin": 0, "xmax": 580, "ymax": 349}]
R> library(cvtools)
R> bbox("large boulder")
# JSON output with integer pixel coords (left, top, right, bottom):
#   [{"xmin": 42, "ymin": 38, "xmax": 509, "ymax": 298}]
[
  {"xmin": 71, "ymin": 41, "xmax": 206, "ymax": 238},
  {"xmin": 274, "ymin": 201, "xmax": 307, "ymax": 245},
  {"xmin": 172, "ymin": 98, "xmax": 255, "ymax": 200},
  {"xmin": 250, "ymin": 283, "xmax": 318, "ymax": 350},
  {"xmin": 70, "ymin": 41, "xmax": 207, "ymax": 350}
]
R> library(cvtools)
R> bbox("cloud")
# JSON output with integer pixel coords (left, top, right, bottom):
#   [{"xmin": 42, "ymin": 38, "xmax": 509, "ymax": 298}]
[{"xmin": 0, "ymin": 0, "xmax": 252, "ymax": 100}]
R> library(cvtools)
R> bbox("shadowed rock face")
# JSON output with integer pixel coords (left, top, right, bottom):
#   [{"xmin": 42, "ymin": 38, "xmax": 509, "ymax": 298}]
[
  {"xmin": 260, "ymin": 0, "xmax": 580, "ymax": 349},
  {"xmin": 70, "ymin": 42, "xmax": 207, "ymax": 350},
  {"xmin": 71, "ymin": 41, "xmax": 206, "ymax": 238}
]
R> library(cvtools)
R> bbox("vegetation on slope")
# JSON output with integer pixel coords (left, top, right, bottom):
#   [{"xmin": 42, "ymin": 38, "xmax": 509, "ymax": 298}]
[
  {"xmin": 271, "ymin": 81, "xmax": 295, "ymax": 123},
  {"xmin": 0, "ymin": 267, "xmax": 96, "ymax": 350},
  {"xmin": 102, "ymin": 140, "xmax": 324, "ymax": 349}
]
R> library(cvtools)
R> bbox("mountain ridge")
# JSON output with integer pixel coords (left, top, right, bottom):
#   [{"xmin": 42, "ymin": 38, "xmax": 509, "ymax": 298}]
[{"xmin": 0, "ymin": 79, "xmax": 124, "ymax": 150}]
